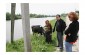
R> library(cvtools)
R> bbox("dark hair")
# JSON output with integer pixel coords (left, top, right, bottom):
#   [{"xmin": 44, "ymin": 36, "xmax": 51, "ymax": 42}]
[{"xmin": 56, "ymin": 14, "xmax": 61, "ymax": 17}]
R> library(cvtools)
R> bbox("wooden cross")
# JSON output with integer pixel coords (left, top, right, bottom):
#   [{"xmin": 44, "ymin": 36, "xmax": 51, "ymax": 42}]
[{"xmin": 11, "ymin": 3, "xmax": 31, "ymax": 52}]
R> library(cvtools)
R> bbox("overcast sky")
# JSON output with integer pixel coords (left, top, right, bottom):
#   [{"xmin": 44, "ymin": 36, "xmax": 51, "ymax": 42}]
[{"xmin": 6, "ymin": 3, "xmax": 79, "ymax": 15}]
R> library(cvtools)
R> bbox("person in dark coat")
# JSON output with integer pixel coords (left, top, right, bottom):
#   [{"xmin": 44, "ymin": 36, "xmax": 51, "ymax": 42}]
[
  {"xmin": 44, "ymin": 20, "xmax": 52, "ymax": 44},
  {"xmin": 53, "ymin": 14, "xmax": 66, "ymax": 52},
  {"xmin": 65, "ymin": 12, "xmax": 79, "ymax": 52}
]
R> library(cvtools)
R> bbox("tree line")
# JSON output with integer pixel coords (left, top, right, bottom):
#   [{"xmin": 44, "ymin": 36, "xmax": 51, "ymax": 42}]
[
  {"xmin": 6, "ymin": 11, "xmax": 79, "ymax": 20},
  {"xmin": 6, "ymin": 12, "xmax": 55, "ymax": 20}
]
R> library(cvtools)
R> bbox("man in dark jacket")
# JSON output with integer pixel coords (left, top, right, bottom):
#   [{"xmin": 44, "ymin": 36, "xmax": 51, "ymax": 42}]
[{"xmin": 53, "ymin": 14, "xmax": 66, "ymax": 52}]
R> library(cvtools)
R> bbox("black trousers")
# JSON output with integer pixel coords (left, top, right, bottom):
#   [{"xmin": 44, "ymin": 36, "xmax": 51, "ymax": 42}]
[{"xmin": 45, "ymin": 32, "xmax": 52, "ymax": 43}]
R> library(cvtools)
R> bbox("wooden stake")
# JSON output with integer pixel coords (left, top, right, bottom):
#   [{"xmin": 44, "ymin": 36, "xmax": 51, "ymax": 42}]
[{"xmin": 11, "ymin": 3, "xmax": 16, "ymax": 43}]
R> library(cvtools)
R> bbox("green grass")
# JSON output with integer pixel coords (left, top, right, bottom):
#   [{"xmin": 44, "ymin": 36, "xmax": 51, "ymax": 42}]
[
  {"xmin": 6, "ymin": 17, "xmax": 66, "ymax": 52},
  {"xmin": 6, "ymin": 38, "xmax": 24, "ymax": 52},
  {"xmin": 31, "ymin": 35, "xmax": 56, "ymax": 52}
]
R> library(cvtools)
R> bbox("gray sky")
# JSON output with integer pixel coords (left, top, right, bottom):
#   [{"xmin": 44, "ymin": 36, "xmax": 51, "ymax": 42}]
[{"xmin": 6, "ymin": 3, "xmax": 79, "ymax": 15}]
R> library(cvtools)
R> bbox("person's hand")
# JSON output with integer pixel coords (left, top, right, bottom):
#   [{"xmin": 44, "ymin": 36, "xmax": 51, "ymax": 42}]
[
  {"xmin": 63, "ymin": 35, "xmax": 67, "ymax": 40},
  {"xmin": 68, "ymin": 33, "xmax": 71, "ymax": 36},
  {"xmin": 52, "ymin": 29, "xmax": 55, "ymax": 32}
]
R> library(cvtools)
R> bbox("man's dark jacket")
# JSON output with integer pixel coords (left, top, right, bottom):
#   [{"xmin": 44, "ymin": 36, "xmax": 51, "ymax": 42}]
[{"xmin": 53, "ymin": 19, "xmax": 66, "ymax": 32}]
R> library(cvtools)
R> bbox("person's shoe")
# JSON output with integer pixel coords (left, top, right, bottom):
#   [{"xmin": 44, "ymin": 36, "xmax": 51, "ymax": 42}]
[
  {"xmin": 60, "ymin": 48, "xmax": 63, "ymax": 52},
  {"xmin": 60, "ymin": 49, "xmax": 63, "ymax": 52},
  {"xmin": 55, "ymin": 45, "xmax": 59, "ymax": 47}
]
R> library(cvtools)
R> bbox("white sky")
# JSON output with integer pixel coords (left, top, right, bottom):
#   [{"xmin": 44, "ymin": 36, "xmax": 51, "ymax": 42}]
[{"xmin": 6, "ymin": 3, "xmax": 79, "ymax": 15}]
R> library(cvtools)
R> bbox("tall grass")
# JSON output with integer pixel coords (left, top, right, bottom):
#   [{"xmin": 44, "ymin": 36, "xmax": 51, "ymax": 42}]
[{"xmin": 6, "ymin": 17, "xmax": 66, "ymax": 52}]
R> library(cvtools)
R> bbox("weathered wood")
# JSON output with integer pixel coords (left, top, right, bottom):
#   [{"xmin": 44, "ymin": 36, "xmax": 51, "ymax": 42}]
[
  {"xmin": 21, "ymin": 3, "xmax": 31, "ymax": 52},
  {"xmin": 11, "ymin": 3, "xmax": 16, "ymax": 43}
]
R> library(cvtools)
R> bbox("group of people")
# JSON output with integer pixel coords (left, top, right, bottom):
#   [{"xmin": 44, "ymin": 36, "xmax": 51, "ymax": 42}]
[{"xmin": 44, "ymin": 12, "xmax": 79, "ymax": 52}]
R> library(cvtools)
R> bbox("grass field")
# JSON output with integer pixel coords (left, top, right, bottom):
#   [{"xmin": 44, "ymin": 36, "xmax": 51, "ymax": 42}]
[{"xmin": 6, "ymin": 17, "xmax": 66, "ymax": 52}]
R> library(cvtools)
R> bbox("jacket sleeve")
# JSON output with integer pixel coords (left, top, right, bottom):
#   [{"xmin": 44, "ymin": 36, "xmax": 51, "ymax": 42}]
[
  {"xmin": 61, "ymin": 20, "xmax": 66, "ymax": 31},
  {"xmin": 65, "ymin": 23, "xmax": 73, "ymax": 35},
  {"xmin": 53, "ymin": 22, "xmax": 56, "ymax": 32}
]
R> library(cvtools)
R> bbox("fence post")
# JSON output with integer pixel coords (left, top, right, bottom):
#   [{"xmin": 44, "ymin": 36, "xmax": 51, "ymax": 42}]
[{"xmin": 21, "ymin": 3, "xmax": 31, "ymax": 52}]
